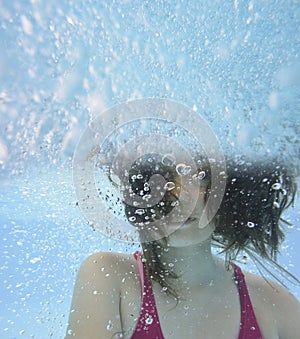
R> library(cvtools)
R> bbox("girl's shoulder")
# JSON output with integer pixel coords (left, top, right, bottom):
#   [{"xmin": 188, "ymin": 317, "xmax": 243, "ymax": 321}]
[
  {"xmin": 242, "ymin": 268, "xmax": 298, "ymax": 302},
  {"xmin": 242, "ymin": 269, "xmax": 300, "ymax": 338},
  {"xmin": 80, "ymin": 251, "xmax": 139, "ymax": 284},
  {"xmin": 66, "ymin": 251, "xmax": 136, "ymax": 338}
]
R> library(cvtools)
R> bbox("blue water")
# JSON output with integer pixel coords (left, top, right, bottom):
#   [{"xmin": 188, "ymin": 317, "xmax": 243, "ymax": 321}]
[{"xmin": 1, "ymin": 1, "xmax": 299, "ymax": 337}]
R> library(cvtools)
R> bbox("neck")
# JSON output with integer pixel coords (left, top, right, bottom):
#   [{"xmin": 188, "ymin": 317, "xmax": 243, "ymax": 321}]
[{"xmin": 158, "ymin": 238, "xmax": 223, "ymax": 296}]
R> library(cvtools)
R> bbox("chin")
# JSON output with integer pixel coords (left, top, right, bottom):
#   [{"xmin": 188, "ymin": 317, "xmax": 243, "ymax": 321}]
[{"xmin": 167, "ymin": 223, "xmax": 214, "ymax": 248}]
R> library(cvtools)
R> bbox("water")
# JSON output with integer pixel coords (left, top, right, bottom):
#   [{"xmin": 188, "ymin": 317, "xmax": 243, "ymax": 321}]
[{"xmin": 1, "ymin": 1, "xmax": 299, "ymax": 337}]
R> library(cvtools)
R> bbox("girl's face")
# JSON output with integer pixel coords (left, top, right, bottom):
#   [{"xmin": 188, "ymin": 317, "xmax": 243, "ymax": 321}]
[
  {"xmin": 120, "ymin": 153, "xmax": 212, "ymax": 243},
  {"xmin": 164, "ymin": 171, "xmax": 215, "ymax": 247}
]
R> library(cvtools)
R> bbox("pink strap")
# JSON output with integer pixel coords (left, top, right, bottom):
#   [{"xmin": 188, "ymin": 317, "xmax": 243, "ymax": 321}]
[
  {"xmin": 132, "ymin": 251, "xmax": 164, "ymax": 338},
  {"xmin": 133, "ymin": 252, "xmax": 263, "ymax": 339},
  {"xmin": 231, "ymin": 263, "xmax": 263, "ymax": 338}
]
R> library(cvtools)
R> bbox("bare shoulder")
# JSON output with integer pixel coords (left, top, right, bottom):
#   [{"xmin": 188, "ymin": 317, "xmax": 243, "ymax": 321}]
[
  {"xmin": 76, "ymin": 251, "xmax": 140, "ymax": 292},
  {"xmin": 243, "ymin": 269, "xmax": 300, "ymax": 338},
  {"xmin": 66, "ymin": 251, "xmax": 138, "ymax": 339},
  {"xmin": 243, "ymin": 268, "xmax": 299, "ymax": 305},
  {"xmin": 83, "ymin": 250, "xmax": 141, "ymax": 280},
  {"xmin": 82, "ymin": 251, "xmax": 136, "ymax": 273}
]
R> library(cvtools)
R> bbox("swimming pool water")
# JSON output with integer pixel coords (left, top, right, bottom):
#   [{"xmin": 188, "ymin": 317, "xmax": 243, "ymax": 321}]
[{"xmin": 1, "ymin": 0, "xmax": 299, "ymax": 337}]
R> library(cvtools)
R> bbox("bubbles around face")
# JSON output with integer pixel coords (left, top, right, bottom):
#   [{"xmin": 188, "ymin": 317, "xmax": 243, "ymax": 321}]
[
  {"xmin": 176, "ymin": 163, "xmax": 192, "ymax": 176},
  {"xmin": 192, "ymin": 170, "xmax": 206, "ymax": 180},
  {"xmin": 72, "ymin": 98, "xmax": 226, "ymax": 243},
  {"xmin": 164, "ymin": 181, "xmax": 176, "ymax": 191}
]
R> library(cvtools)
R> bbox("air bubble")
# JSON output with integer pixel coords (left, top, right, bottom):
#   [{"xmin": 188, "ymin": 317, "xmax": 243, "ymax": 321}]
[
  {"xmin": 106, "ymin": 320, "xmax": 113, "ymax": 330},
  {"xmin": 142, "ymin": 194, "xmax": 152, "ymax": 201},
  {"xmin": 164, "ymin": 181, "xmax": 176, "ymax": 191},
  {"xmin": 246, "ymin": 221, "xmax": 256, "ymax": 228},
  {"xmin": 29, "ymin": 257, "xmax": 41, "ymax": 264},
  {"xmin": 145, "ymin": 315, "xmax": 153, "ymax": 324},
  {"xmin": 192, "ymin": 171, "xmax": 206, "ymax": 180},
  {"xmin": 137, "ymin": 174, "xmax": 143, "ymax": 179},
  {"xmin": 272, "ymin": 183, "xmax": 282, "ymax": 190},
  {"xmin": 129, "ymin": 216, "xmax": 136, "ymax": 222},
  {"xmin": 135, "ymin": 209, "xmax": 145, "ymax": 215},
  {"xmin": 273, "ymin": 201, "xmax": 280, "ymax": 208},
  {"xmin": 176, "ymin": 163, "xmax": 191, "ymax": 176},
  {"xmin": 265, "ymin": 228, "xmax": 271, "ymax": 235}
]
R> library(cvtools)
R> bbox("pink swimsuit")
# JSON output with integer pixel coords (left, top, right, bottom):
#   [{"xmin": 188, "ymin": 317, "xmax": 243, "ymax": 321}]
[{"xmin": 131, "ymin": 251, "xmax": 263, "ymax": 339}]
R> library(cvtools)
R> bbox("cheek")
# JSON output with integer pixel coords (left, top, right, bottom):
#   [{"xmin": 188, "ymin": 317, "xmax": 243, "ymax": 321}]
[{"xmin": 193, "ymin": 190, "xmax": 206, "ymax": 207}]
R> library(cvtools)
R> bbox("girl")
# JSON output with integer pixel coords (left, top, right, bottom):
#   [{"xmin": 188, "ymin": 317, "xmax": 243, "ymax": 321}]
[{"xmin": 66, "ymin": 153, "xmax": 300, "ymax": 338}]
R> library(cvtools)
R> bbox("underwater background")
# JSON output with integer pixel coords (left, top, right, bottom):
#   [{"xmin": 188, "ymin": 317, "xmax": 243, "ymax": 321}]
[{"xmin": 0, "ymin": 1, "xmax": 299, "ymax": 337}]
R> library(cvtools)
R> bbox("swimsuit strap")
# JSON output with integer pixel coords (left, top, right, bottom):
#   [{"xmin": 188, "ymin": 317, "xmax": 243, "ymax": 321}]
[
  {"xmin": 132, "ymin": 251, "xmax": 164, "ymax": 338},
  {"xmin": 133, "ymin": 252, "xmax": 263, "ymax": 339},
  {"xmin": 231, "ymin": 263, "xmax": 263, "ymax": 338}
]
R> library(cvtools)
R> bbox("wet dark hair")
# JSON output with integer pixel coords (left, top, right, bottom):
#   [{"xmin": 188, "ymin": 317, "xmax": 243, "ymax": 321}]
[
  {"xmin": 109, "ymin": 154, "xmax": 298, "ymax": 299},
  {"xmin": 213, "ymin": 160, "xmax": 296, "ymax": 258}
]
